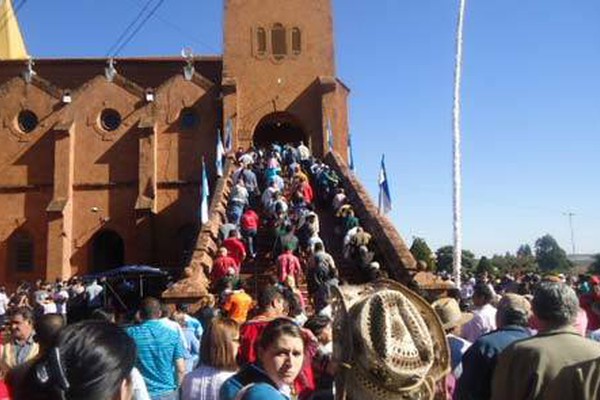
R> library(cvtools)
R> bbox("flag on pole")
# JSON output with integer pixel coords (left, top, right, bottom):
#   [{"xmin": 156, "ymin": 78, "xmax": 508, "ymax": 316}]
[
  {"xmin": 326, "ymin": 118, "xmax": 334, "ymax": 153},
  {"xmin": 378, "ymin": 154, "xmax": 392, "ymax": 214},
  {"xmin": 347, "ymin": 131, "xmax": 355, "ymax": 172},
  {"xmin": 224, "ymin": 118, "xmax": 233, "ymax": 153},
  {"xmin": 216, "ymin": 129, "xmax": 225, "ymax": 177},
  {"xmin": 200, "ymin": 158, "xmax": 210, "ymax": 224}
]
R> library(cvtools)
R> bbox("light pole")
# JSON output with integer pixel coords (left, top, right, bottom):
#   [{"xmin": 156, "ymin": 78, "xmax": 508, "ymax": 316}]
[
  {"xmin": 453, "ymin": 0, "xmax": 467, "ymax": 288},
  {"xmin": 563, "ymin": 212, "xmax": 576, "ymax": 255}
]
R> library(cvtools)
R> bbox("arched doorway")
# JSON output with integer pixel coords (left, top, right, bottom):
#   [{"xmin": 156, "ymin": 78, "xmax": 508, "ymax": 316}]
[
  {"xmin": 253, "ymin": 112, "xmax": 307, "ymax": 146},
  {"xmin": 91, "ymin": 230, "xmax": 125, "ymax": 272}
]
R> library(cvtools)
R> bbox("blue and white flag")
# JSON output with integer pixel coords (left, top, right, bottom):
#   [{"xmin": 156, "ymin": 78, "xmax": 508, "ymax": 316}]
[
  {"xmin": 216, "ymin": 129, "xmax": 225, "ymax": 177},
  {"xmin": 348, "ymin": 131, "xmax": 355, "ymax": 172},
  {"xmin": 224, "ymin": 118, "xmax": 233, "ymax": 153},
  {"xmin": 326, "ymin": 118, "xmax": 334, "ymax": 153},
  {"xmin": 200, "ymin": 159, "xmax": 210, "ymax": 224},
  {"xmin": 378, "ymin": 154, "xmax": 392, "ymax": 214}
]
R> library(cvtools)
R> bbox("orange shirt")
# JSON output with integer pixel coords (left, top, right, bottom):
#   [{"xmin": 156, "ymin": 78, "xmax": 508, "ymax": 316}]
[{"xmin": 223, "ymin": 290, "xmax": 253, "ymax": 324}]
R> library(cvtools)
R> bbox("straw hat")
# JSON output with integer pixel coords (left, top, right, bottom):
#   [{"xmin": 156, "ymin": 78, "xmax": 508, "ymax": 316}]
[
  {"xmin": 331, "ymin": 280, "xmax": 450, "ymax": 400},
  {"xmin": 431, "ymin": 297, "xmax": 473, "ymax": 331}
]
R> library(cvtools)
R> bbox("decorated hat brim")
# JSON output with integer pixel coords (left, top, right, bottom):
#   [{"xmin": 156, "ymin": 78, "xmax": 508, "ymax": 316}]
[{"xmin": 331, "ymin": 279, "xmax": 451, "ymax": 399}]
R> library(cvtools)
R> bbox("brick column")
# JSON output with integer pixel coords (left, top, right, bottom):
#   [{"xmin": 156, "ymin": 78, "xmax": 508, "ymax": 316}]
[{"xmin": 46, "ymin": 119, "xmax": 75, "ymax": 281}]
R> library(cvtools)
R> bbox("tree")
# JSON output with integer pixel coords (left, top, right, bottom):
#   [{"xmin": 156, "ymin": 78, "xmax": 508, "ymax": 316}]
[
  {"xmin": 435, "ymin": 245, "xmax": 476, "ymax": 273},
  {"xmin": 517, "ymin": 244, "xmax": 533, "ymax": 258},
  {"xmin": 477, "ymin": 256, "xmax": 493, "ymax": 275},
  {"xmin": 410, "ymin": 237, "xmax": 437, "ymax": 271},
  {"xmin": 590, "ymin": 254, "xmax": 600, "ymax": 275},
  {"xmin": 515, "ymin": 244, "xmax": 538, "ymax": 272},
  {"xmin": 534, "ymin": 234, "xmax": 572, "ymax": 272}
]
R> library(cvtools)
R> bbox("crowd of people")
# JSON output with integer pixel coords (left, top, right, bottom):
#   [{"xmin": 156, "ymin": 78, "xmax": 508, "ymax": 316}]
[
  {"xmin": 432, "ymin": 271, "xmax": 600, "ymax": 399},
  {"xmin": 1, "ymin": 142, "xmax": 600, "ymax": 400}
]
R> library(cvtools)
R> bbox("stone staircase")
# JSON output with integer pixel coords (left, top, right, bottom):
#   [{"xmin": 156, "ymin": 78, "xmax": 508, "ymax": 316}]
[{"xmin": 163, "ymin": 151, "xmax": 450, "ymax": 305}]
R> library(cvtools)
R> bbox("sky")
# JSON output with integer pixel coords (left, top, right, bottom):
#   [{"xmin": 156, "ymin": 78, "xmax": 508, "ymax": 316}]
[{"xmin": 12, "ymin": 0, "xmax": 600, "ymax": 257}]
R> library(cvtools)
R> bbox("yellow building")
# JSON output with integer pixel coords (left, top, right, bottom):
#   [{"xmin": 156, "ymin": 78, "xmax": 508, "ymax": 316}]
[{"xmin": 0, "ymin": 0, "xmax": 28, "ymax": 60}]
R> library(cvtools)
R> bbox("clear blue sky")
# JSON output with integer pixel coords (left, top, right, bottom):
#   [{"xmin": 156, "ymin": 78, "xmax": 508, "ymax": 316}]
[{"xmin": 15, "ymin": 0, "xmax": 600, "ymax": 257}]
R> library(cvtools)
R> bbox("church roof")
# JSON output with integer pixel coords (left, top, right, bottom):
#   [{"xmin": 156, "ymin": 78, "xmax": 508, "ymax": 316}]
[
  {"xmin": 0, "ymin": 0, "xmax": 28, "ymax": 60},
  {"xmin": 0, "ymin": 56, "xmax": 223, "ymax": 90}
]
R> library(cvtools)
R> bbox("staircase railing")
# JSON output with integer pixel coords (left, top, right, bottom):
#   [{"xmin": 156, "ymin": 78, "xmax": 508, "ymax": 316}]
[
  {"xmin": 324, "ymin": 152, "xmax": 418, "ymax": 284},
  {"xmin": 162, "ymin": 157, "xmax": 236, "ymax": 301}
]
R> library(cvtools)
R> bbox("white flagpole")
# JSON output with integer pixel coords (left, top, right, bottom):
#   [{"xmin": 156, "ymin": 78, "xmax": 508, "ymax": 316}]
[{"xmin": 452, "ymin": 0, "xmax": 467, "ymax": 289}]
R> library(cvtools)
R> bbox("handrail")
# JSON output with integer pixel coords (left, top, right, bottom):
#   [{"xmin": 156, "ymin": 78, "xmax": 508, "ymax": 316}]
[
  {"xmin": 324, "ymin": 152, "xmax": 418, "ymax": 283},
  {"xmin": 162, "ymin": 157, "xmax": 236, "ymax": 300}
]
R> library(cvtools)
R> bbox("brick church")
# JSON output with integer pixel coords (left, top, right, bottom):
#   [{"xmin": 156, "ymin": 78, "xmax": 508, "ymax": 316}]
[{"xmin": 0, "ymin": 0, "xmax": 351, "ymax": 287}]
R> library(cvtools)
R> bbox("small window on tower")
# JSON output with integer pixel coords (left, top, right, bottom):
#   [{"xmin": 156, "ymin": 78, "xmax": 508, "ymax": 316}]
[
  {"xmin": 256, "ymin": 27, "xmax": 267, "ymax": 56},
  {"xmin": 271, "ymin": 23, "xmax": 287, "ymax": 60},
  {"xmin": 291, "ymin": 28, "xmax": 302, "ymax": 55}
]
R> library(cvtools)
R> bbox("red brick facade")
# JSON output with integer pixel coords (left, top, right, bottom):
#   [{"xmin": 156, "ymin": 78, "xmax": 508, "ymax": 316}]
[{"xmin": 0, "ymin": 0, "xmax": 349, "ymax": 286}]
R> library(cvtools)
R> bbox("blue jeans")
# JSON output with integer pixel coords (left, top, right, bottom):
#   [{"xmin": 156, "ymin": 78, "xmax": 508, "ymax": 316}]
[
  {"xmin": 151, "ymin": 391, "xmax": 178, "ymax": 400},
  {"xmin": 228, "ymin": 202, "xmax": 244, "ymax": 226}
]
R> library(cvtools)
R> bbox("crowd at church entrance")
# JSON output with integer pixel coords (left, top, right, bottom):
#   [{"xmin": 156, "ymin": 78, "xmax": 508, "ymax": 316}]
[{"xmin": 0, "ymin": 143, "xmax": 599, "ymax": 399}]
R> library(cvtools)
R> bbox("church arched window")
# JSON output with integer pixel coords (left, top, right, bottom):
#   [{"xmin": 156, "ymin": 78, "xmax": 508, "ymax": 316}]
[
  {"xmin": 10, "ymin": 230, "xmax": 34, "ymax": 272},
  {"xmin": 291, "ymin": 27, "xmax": 302, "ymax": 55},
  {"xmin": 256, "ymin": 27, "xmax": 267, "ymax": 56},
  {"xmin": 271, "ymin": 23, "xmax": 287, "ymax": 60}
]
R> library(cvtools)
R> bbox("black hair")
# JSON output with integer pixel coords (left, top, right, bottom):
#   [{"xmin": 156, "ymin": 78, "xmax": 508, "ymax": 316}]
[
  {"xmin": 473, "ymin": 283, "xmax": 494, "ymax": 304},
  {"xmin": 10, "ymin": 306, "xmax": 34, "ymax": 324},
  {"xmin": 139, "ymin": 297, "xmax": 162, "ymax": 320},
  {"xmin": 258, "ymin": 318, "xmax": 304, "ymax": 352},
  {"xmin": 282, "ymin": 288, "xmax": 303, "ymax": 318},
  {"xmin": 304, "ymin": 315, "xmax": 331, "ymax": 338},
  {"xmin": 34, "ymin": 314, "xmax": 65, "ymax": 351},
  {"xmin": 258, "ymin": 285, "xmax": 284, "ymax": 311},
  {"xmin": 18, "ymin": 320, "xmax": 136, "ymax": 400},
  {"xmin": 90, "ymin": 309, "xmax": 115, "ymax": 323}
]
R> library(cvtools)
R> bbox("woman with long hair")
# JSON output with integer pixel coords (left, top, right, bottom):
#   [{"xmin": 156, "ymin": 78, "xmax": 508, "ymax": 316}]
[
  {"xmin": 220, "ymin": 318, "xmax": 306, "ymax": 400},
  {"xmin": 180, "ymin": 317, "xmax": 240, "ymax": 400},
  {"xmin": 17, "ymin": 320, "xmax": 136, "ymax": 400}
]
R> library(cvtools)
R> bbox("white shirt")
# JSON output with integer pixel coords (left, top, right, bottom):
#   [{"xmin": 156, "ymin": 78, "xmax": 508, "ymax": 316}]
[
  {"xmin": 43, "ymin": 302, "xmax": 58, "ymax": 315},
  {"xmin": 461, "ymin": 303, "xmax": 497, "ymax": 342},
  {"xmin": 297, "ymin": 144, "xmax": 310, "ymax": 161},
  {"xmin": 0, "ymin": 293, "xmax": 8, "ymax": 315},
  {"xmin": 130, "ymin": 367, "xmax": 151, "ymax": 400},
  {"xmin": 85, "ymin": 282, "xmax": 103, "ymax": 307},
  {"xmin": 181, "ymin": 365, "xmax": 235, "ymax": 400}
]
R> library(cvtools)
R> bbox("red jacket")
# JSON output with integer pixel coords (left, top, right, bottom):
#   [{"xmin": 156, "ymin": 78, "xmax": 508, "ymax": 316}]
[
  {"xmin": 580, "ymin": 292, "xmax": 600, "ymax": 330},
  {"xmin": 300, "ymin": 182, "xmax": 314, "ymax": 204},
  {"xmin": 277, "ymin": 251, "xmax": 302, "ymax": 284},
  {"xmin": 211, "ymin": 255, "xmax": 239, "ymax": 282},
  {"xmin": 241, "ymin": 209, "xmax": 260, "ymax": 231},
  {"xmin": 223, "ymin": 237, "xmax": 246, "ymax": 267}
]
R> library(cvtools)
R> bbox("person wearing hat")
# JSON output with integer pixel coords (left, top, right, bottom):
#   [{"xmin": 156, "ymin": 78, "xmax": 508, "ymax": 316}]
[
  {"xmin": 332, "ymin": 280, "xmax": 450, "ymax": 400},
  {"xmin": 432, "ymin": 297, "xmax": 473, "ymax": 386},
  {"xmin": 491, "ymin": 281, "xmax": 600, "ymax": 400},
  {"xmin": 455, "ymin": 293, "xmax": 532, "ymax": 400}
]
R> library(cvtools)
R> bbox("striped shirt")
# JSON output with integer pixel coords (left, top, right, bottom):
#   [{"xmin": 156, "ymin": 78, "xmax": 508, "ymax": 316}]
[{"xmin": 126, "ymin": 319, "xmax": 185, "ymax": 397}]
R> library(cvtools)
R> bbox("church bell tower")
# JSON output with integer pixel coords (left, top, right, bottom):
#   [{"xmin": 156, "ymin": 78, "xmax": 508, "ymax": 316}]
[{"xmin": 222, "ymin": 0, "xmax": 349, "ymax": 158}]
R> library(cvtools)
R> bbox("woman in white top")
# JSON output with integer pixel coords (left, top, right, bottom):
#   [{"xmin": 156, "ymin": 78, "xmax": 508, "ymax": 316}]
[{"xmin": 181, "ymin": 317, "xmax": 240, "ymax": 400}]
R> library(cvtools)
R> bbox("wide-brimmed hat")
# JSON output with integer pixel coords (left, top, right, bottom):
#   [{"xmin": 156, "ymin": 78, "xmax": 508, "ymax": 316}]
[
  {"xmin": 331, "ymin": 279, "xmax": 450, "ymax": 400},
  {"xmin": 431, "ymin": 297, "xmax": 473, "ymax": 330}
]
